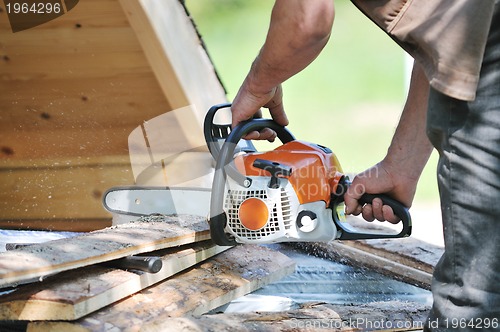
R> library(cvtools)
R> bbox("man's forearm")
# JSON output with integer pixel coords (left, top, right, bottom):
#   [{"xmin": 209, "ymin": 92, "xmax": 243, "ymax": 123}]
[
  {"xmin": 245, "ymin": 0, "xmax": 335, "ymax": 95},
  {"xmin": 231, "ymin": 0, "xmax": 334, "ymax": 130},
  {"xmin": 384, "ymin": 61, "xmax": 434, "ymax": 181},
  {"xmin": 344, "ymin": 61, "xmax": 434, "ymax": 218}
]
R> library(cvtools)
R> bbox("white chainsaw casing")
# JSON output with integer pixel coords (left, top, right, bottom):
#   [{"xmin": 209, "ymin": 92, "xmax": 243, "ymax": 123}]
[{"xmin": 223, "ymin": 176, "xmax": 338, "ymax": 244}]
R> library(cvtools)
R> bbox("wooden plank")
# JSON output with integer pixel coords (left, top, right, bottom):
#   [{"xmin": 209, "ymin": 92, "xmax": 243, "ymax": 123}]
[
  {"xmin": 1, "ymin": 52, "xmax": 152, "ymax": 80},
  {"xmin": 292, "ymin": 216, "xmax": 443, "ymax": 289},
  {"xmin": 143, "ymin": 302, "xmax": 429, "ymax": 332},
  {"xmin": 27, "ymin": 245, "xmax": 296, "ymax": 332},
  {"xmin": 0, "ymin": 156, "xmax": 130, "ymax": 169},
  {"xmin": 0, "ymin": 128, "xmax": 130, "ymax": 160},
  {"xmin": 0, "ymin": 241, "xmax": 228, "ymax": 321},
  {"xmin": 0, "ymin": 215, "xmax": 211, "ymax": 288},
  {"xmin": 0, "ymin": 75, "xmax": 168, "ymax": 129},
  {"xmin": 295, "ymin": 238, "xmax": 439, "ymax": 289},
  {"xmin": 0, "ymin": 27, "xmax": 142, "ymax": 54}
]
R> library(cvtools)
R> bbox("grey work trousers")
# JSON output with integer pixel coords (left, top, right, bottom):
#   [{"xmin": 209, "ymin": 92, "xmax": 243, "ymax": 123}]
[{"xmin": 425, "ymin": 3, "xmax": 500, "ymax": 331}]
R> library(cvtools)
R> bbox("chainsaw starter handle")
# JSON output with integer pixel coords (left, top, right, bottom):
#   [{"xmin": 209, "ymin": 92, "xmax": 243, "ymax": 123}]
[{"xmin": 334, "ymin": 192, "xmax": 412, "ymax": 240}]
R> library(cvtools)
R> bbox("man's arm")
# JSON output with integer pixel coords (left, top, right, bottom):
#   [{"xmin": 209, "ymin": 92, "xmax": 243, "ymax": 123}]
[
  {"xmin": 231, "ymin": 0, "xmax": 335, "ymax": 140},
  {"xmin": 344, "ymin": 61, "xmax": 434, "ymax": 223}
]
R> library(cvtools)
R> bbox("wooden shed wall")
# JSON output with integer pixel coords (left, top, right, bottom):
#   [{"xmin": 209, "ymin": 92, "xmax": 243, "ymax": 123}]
[{"xmin": 0, "ymin": 0, "xmax": 226, "ymax": 231}]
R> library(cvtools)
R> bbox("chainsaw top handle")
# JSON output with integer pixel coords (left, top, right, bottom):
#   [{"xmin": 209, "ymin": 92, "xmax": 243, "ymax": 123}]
[
  {"xmin": 205, "ymin": 103, "xmax": 295, "ymax": 189},
  {"xmin": 204, "ymin": 103, "xmax": 295, "ymax": 160},
  {"xmin": 210, "ymin": 104, "xmax": 295, "ymax": 188}
]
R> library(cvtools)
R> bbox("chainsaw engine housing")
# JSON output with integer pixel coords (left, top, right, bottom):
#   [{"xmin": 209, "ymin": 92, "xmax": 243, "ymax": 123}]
[{"xmin": 222, "ymin": 141, "xmax": 344, "ymax": 244}]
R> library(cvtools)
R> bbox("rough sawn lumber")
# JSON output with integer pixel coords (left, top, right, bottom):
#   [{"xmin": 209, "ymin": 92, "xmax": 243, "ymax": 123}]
[
  {"xmin": 27, "ymin": 245, "xmax": 296, "ymax": 332},
  {"xmin": 0, "ymin": 215, "xmax": 210, "ymax": 288},
  {"xmin": 294, "ymin": 215, "xmax": 443, "ymax": 289},
  {"xmin": 143, "ymin": 301, "xmax": 429, "ymax": 332},
  {"xmin": 296, "ymin": 237, "xmax": 441, "ymax": 289},
  {"xmin": 0, "ymin": 241, "xmax": 228, "ymax": 321}
]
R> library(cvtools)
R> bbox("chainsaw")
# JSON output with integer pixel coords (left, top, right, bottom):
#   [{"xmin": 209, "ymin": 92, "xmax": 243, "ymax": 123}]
[
  {"xmin": 103, "ymin": 103, "xmax": 411, "ymax": 246},
  {"xmin": 204, "ymin": 103, "xmax": 411, "ymax": 246}
]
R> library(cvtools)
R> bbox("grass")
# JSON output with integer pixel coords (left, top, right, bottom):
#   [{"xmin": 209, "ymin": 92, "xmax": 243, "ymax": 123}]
[{"xmin": 186, "ymin": 0, "xmax": 439, "ymax": 204}]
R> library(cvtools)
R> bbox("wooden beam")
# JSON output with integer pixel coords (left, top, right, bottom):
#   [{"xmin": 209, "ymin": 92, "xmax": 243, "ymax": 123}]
[
  {"xmin": 26, "ymin": 245, "xmax": 296, "ymax": 332},
  {"xmin": 0, "ymin": 241, "xmax": 228, "ymax": 321},
  {"xmin": 119, "ymin": 0, "xmax": 227, "ymax": 119},
  {"xmin": 0, "ymin": 215, "xmax": 211, "ymax": 288}
]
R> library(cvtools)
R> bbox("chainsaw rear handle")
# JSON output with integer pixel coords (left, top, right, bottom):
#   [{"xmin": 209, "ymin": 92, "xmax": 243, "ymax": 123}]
[
  {"xmin": 209, "ymin": 113, "xmax": 295, "ymax": 246},
  {"xmin": 333, "ymin": 189, "xmax": 412, "ymax": 240}
]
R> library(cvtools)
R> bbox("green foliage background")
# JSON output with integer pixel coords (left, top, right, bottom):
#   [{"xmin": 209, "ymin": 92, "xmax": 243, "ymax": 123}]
[{"xmin": 186, "ymin": 0, "xmax": 439, "ymax": 204}]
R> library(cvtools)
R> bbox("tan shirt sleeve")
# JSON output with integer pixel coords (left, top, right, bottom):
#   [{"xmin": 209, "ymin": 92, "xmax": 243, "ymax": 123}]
[{"xmin": 351, "ymin": 0, "xmax": 496, "ymax": 101}]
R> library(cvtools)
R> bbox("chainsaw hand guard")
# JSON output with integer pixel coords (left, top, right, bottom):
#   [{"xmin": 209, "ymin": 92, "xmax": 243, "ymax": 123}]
[{"xmin": 205, "ymin": 103, "xmax": 295, "ymax": 245}]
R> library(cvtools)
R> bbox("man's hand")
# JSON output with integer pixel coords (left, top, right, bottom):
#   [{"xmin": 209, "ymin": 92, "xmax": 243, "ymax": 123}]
[
  {"xmin": 344, "ymin": 160, "xmax": 418, "ymax": 224},
  {"xmin": 231, "ymin": 81, "xmax": 288, "ymax": 141}
]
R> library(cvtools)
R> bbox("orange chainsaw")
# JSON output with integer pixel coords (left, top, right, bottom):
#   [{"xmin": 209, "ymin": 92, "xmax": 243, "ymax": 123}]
[{"xmin": 204, "ymin": 103, "xmax": 412, "ymax": 246}]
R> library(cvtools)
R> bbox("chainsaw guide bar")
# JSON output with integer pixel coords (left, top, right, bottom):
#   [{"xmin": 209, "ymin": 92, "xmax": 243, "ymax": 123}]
[{"xmin": 103, "ymin": 186, "xmax": 211, "ymax": 218}]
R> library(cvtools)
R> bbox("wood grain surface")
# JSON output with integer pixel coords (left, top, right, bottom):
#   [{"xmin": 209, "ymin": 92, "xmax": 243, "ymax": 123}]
[
  {"xmin": 0, "ymin": 241, "xmax": 228, "ymax": 321},
  {"xmin": 0, "ymin": 215, "xmax": 211, "ymax": 288},
  {"xmin": 26, "ymin": 245, "xmax": 296, "ymax": 332}
]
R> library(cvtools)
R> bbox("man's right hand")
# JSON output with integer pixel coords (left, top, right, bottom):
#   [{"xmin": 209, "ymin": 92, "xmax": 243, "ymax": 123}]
[
  {"xmin": 344, "ymin": 159, "xmax": 419, "ymax": 224},
  {"xmin": 231, "ymin": 80, "xmax": 288, "ymax": 141}
]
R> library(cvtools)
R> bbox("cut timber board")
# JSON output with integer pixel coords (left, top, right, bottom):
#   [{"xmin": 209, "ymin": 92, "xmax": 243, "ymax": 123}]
[
  {"xmin": 143, "ymin": 301, "xmax": 429, "ymax": 332},
  {"xmin": 295, "ymin": 237, "xmax": 442, "ymax": 290},
  {"xmin": 27, "ymin": 245, "xmax": 296, "ymax": 332},
  {"xmin": 0, "ymin": 241, "xmax": 228, "ymax": 321},
  {"xmin": 0, "ymin": 215, "xmax": 211, "ymax": 288}
]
